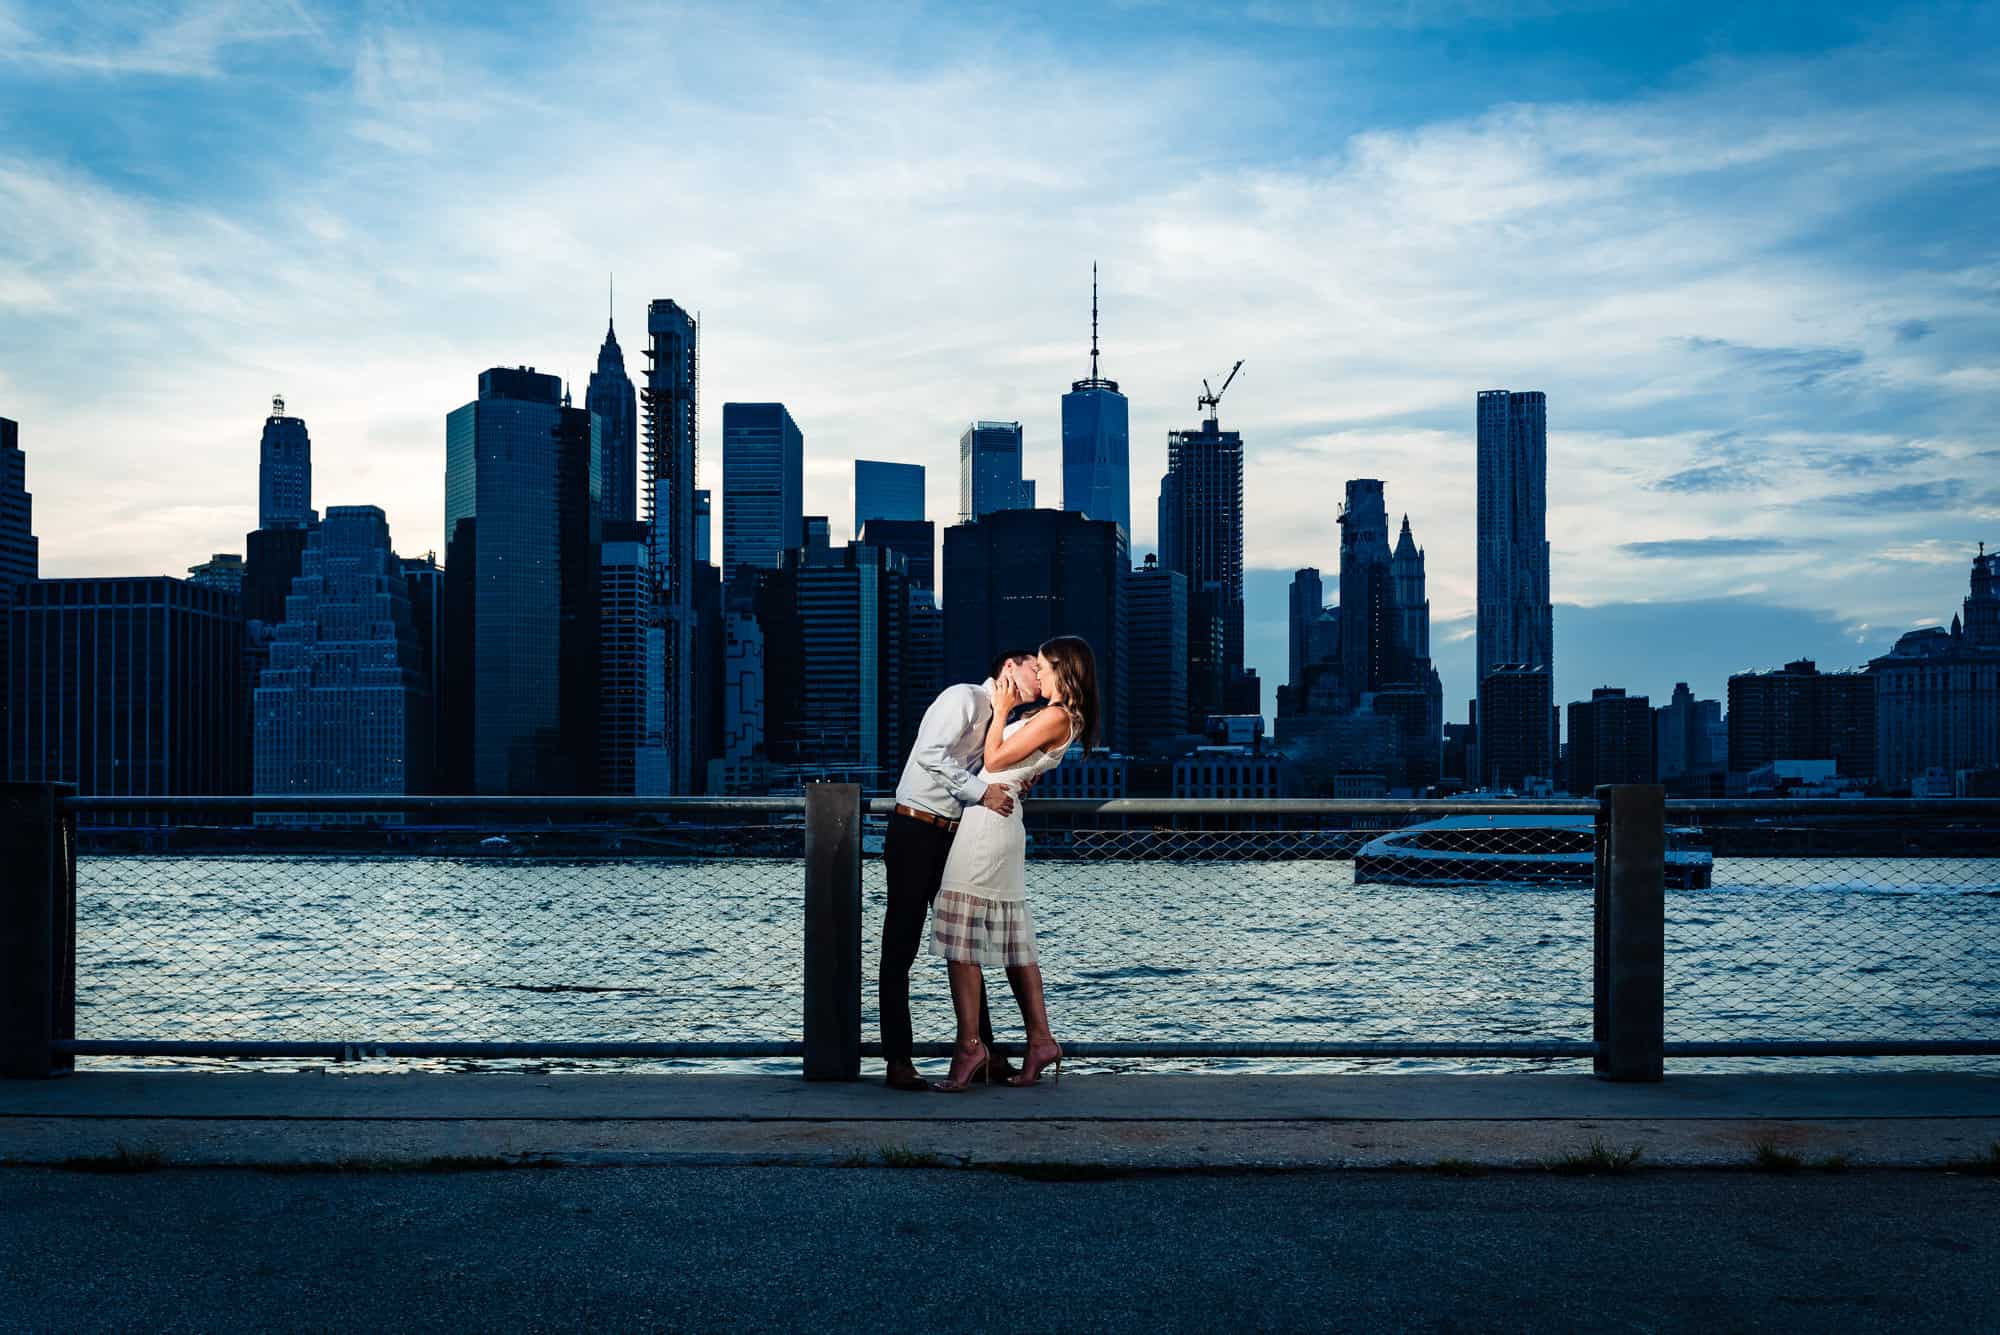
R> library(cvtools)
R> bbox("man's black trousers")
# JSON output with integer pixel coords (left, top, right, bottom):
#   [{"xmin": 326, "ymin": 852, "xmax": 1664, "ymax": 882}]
[{"xmin": 878, "ymin": 811, "xmax": 999, "ymax": 1066}]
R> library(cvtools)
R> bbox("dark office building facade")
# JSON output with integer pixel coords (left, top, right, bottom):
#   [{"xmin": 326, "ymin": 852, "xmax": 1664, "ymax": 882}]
[
  {"xmin": 586, "ymin": 312, "xmax": 639, "ymax": 526},
  {"xmin": 722, "ymin": 402, "xmax": 803, "ymax": 574},
  {"xmin": 443, "ymin": 367, "xmax": 601, "ymax": 794},
  {"xmin": 1, "ymin": 416, "xmax": 39, "ymax": 774},
  {"xmin": 860, "ymin": 518, "xmax": 935, "ymax": 593},
  {"xmin": 1727, "ymin": 659, "xmax": 1876, "ymax": 781},
  {"xmin": 1477, "ymin": 665, "xmax": 1554, "ymax": 791},
  {"xmin": 942, "ymin": 508, "xmax": 1126, "ymax": 750},
  {"xmin": 1565, "ymin": 687, "xmax": 1655, "ymax": 793},
  {"xmin": 959, "ymin": 421, "xmax": 1026, "ymax": 522},
  {"xmin": 9, "ymin": 577, "xmax": 244, "ymax": 796},
  {"xmin": 854, "ymin": 459, "xmax": 924, "ymax": 535},
  {"xmin": 1125, "ymin": 555, "xmax": 1187, "ymax": 756},
  {"xmin": 258, "ymin": 398, "xmax": 313, "ymax": 531},
  {"xmin": 1159, "ymin": 415, "xmax": 1247, "ymax": 730}
]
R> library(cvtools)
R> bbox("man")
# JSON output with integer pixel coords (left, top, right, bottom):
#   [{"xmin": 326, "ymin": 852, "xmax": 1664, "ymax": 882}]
[{"xmin": 878, "ymin": 648, "xmax": 1046, "ymax": 1091}]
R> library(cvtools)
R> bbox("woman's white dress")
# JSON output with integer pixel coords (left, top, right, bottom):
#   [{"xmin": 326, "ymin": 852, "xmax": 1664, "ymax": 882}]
[{"xmin": 928, "ymin": 716, "xmax": 1071, "ymax": 968}]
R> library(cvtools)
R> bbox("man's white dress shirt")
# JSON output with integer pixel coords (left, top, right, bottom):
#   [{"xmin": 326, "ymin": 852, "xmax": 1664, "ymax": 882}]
[{"xmin": 893, "ymin": 679, "xmax": 995, "ymax": 820}]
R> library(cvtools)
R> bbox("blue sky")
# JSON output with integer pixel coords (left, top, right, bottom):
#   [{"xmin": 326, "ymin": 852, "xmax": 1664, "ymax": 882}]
[{"xmin": 3, "ymin": 0, "xmax": 1997, "ymax": 714}]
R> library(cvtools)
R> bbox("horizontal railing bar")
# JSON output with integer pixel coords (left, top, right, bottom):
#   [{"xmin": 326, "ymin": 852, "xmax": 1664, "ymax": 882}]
[
  {"xmin": 1664, "ymin": 1040, "xmax": 2000, "ymax": 1057},
  {"xmin": 60, "ymin": 796, "xmax": 810, "ymax": 815},
  {"xmin": 875, "ymin": 1041, "xmax": 1600, "ymax": 1059},
  {"xmin": 55, "ymin": 794, "xmax": 2000, "ymax": 819},
  {"xmin": 59, "ymin": 1040, "xmax": 804, "ymax": 1059}
]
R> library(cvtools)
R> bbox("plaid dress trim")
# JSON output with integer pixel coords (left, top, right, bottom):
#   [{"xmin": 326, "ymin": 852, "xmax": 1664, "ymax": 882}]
[{"xmin": 928, "ymin": 888, "xmax": 1038, "ymax": 968}]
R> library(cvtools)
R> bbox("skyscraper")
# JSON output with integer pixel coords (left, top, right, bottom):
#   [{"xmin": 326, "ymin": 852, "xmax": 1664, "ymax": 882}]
[
  {"xmin": 1288, "ymin": 568, "xmax": 1322, "ymax": 694},
  {"xmin": 722, "ymin": 403, "xmax": 804, "ymax": 573},
  {"xmin": 1126, "ymin": 554, "xmax": 1188, "ymax": 756},
  {"xmin": 401, "ymin": 553, "xmax": 444, "ymax": 792},
  {"xmin": 1, "ymin": 416, "xmax": 39, "ymax": 777},
  {"xmin": 1159, "ymin": 405, "xmax": 1246, "ymax": 729},
  {"xmin": 1477, "ymin": 665, "xmax": 1554, "ymax": 791},
  {"xmin": 854, "ymin": 460, "xmax": 925, "ymax": 535},
  {"xmin": 10, "ymin": 578, "xmax": 244, "ymax": 799},
  {"xmin": 757, "ymin": 539, "xmax": 915, "ymax": 784},
  {"xmin": 943, "ymin": 508, "xmax": 1126, "ymax": 749},
  {"xmin": 1655, "ymin": 681, "xmax": 1724, "ymax": 795},
  {"xmin": 959, "ymin": 421, "xmax": 1025, "ymax": 522},
  {"xmin": 443, "ymin": 367, "xmax": 601, "ymax": 794},
  {"xmin": 1061, "ymin": 265, "xmax": 1131, "ymax": 540},
  {"xmin": 861, "ymin": 518, "xmax": 935, "ymax": 593},
  {"xmin": 599, "ymin": 519, "xmax": 669, "ymax": 796},
  {"xmin": 644, "ymin": 299, "xmax": 700, "ymax": 793},
  {"xmin": 258, "ymin": 396, "xmax": 313, "ymax": 530},
  {"xmin": 187, "ymin": 554, "xmax": 245, "ymax": 593},
  {"xmin": 254, "ymin": 506, "xmax": 432, "ymax": 813},
  {"xmin": 1475, "ymin": 390, "xmax": 1552, "ymax": 684},
  {"xmin": 1727, "ymin": 659, "xmax": 1876, "ymax": 782},
  {"xmin": 694, "ymin": 488, "xmax": 712, "ymax": 566},
  {"xmin": 585, "ymin": 291, "xmax": 639, "ymax": 526}
]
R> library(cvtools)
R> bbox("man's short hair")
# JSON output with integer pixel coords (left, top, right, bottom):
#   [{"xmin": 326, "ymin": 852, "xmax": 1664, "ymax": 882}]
[{"xmin": 989, "ymin": 648, "xmax": 1035, "ymax": 680}]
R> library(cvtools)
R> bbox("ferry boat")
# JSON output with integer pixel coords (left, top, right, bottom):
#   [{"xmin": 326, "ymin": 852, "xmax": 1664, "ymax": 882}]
[{"xmin": 1353, "ymin": 815, "xmax": 1712, "ymax": 889}]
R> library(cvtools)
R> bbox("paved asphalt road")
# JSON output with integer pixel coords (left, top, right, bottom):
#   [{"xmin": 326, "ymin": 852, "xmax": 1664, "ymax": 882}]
[{"xmin": 1, "ymin": 1166, "xmax": 1993, "ymax": 1332}]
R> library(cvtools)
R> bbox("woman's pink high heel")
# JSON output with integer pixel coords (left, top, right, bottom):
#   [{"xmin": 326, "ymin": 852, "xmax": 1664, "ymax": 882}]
[
  {"xmin": 932, "ymin": 1040, "xmax": 991, "ymax": 1093},
  {"xmin": 1007, "ymin": 1043, "xmax": 1063, "ymax": 1087}
]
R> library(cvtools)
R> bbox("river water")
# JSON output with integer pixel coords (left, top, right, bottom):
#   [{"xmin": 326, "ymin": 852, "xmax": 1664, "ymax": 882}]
[{"xmin": 73, "ymin": 854, "xmax": 2000, "ymax": 1075}]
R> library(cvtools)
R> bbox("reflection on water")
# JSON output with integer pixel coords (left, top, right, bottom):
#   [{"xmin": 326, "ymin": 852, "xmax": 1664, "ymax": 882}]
[{"xmin": 74, "ymin": 855, "xmax": 2000, "ymax": 1076}]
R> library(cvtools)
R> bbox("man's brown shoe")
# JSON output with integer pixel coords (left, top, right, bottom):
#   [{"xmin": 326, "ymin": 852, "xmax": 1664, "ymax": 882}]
[
  {"xmin": 987, "ymin": 1056, "xmax": 1021, "ymax": 1084},
  {"xmin": 884, "ymin": 1062, "xmax": 930, "ymax": 1092}
]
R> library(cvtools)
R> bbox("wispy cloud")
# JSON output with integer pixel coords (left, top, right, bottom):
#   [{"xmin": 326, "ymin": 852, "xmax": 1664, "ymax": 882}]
[
  {"xmin": 0, "ymin": 0, "xmax": 331, "ymax": 78},
  {"xmin": 1621, "ymin": 537, "xmax": 1796, "ymax": 559}
]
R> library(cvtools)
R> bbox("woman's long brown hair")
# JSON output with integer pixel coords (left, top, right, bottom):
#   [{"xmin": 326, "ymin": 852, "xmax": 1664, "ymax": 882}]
[{"xmin": 1037, "ymin": 635, "xmax": 1102, "ymax": 755}]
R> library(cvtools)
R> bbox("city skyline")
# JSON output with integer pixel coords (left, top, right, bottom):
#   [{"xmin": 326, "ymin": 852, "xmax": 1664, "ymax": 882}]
[{"xmin": 2, "ymin": 2, "xmax": 1996, "ymax": 716}]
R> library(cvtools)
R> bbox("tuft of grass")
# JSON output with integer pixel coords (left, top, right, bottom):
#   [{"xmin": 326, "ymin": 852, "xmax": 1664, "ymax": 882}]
[
  {"xmin": 1751, "ymin": 1139, "xmax": 1804, "ymax": 1174},
  {"xmin": 1947, "ymin": 1141, "xmax": 2000, "ymax": 1177},
  {"xmin": 875, "ymin": 1145, "xmax": 946, "ymax": 1169},
  {"xmin": 259, "ymin": 1154, "xmax": 558, "ymax": 1175},
  {"xmin": 1430, "ymin": 1158, "xmax": 1485, "ymax": 1178},
  {"xmin": 54, "ymin": 1146, "xmax": 165, "ymax": 1174},
  {"xmin": 1540, "ymin": 1137, "xmax": 1644, "ymax": 1176}
]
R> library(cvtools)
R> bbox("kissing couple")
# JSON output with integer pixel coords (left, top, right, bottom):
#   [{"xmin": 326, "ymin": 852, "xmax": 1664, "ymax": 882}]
[{"xmin": 877, "ymin": 635, "xmax": 1103, "ymax": 1093}]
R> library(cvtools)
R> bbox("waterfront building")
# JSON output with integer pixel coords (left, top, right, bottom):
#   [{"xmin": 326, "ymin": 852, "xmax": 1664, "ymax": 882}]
[
  {"xmin": 9, "ymin": 577, "xmax": 243, "ymax": 797},
  {"xmin": 586, "ymin": 302, "xmax": 639, "ymax": 525},
  {"xmin": 1173, "ymin": 746, "xmax": 1287, "ymax": 798},
  {"xmin": 254, "ymin": 506, "xmax": 431, "ymax": 814},
  {"xmin": 599, "ymin": 520, "xmax": 670, "ymax": 796},
  {"xmin": 854, "ymin": 460, "xmax": 924, "ymax": 535},
  {"xmin": 1125, "ymin": 555, "xmax": 1188, "ymax": 757},
  {"xmin": 2, "ymin": 416, "xmax": 39, "ymax": 773},
  {"xmin": 1565, "ymin": 687, "xmax": 1655, "ymax": 794},
  {"xmin": 959, "ymin": 421, "xmax": 1026, "ymax": 522},
  {"xmin": 187, "ymin": 554, "xmax": 244, "ymax": 594},
  {"xmin": 1655, "ymin": 682, "xmax": 1725, "ymax": 795},
  {"xmin": 1159, "ymin": 405, "xmax": 1248, "ymax": 730},
  {"xmin": 1727, "ymin": 658, "xmax": 1875, "ymax": 783},
  {"xmin": 942, "ymin": 507, "xmax": 1126, "ymax": 750},
  {"xmin": 722, "ymin": 402, "xmax": 803, "ymax": 574},
  {"xmin": 443, "ymin": 367, "xmax": 601, "ymax": 795},
  {"xmin": 1477, "ymin": 665, "xmax": 1554, "ymax": 791},
  {"xmin": 756, "ymin": 539, "xmax": 914, "ymax": 786},
  {"xmin": 1036, "ymin": 746, "xmax": 1131, "ymax": 799},
  {"xmin": 1475, "ymin": 390, "xmax": 1552, "ymax": 685},
  {"xmin": 860, "ymin": 518, "xmax": 935, "ymax": 593},
  {"xmin": 708, "ymin": 576, "xmax": 768, "ymax": 796},
  {"xmin": 644, "ymin": 299, "xmax": 701, "ymax": 793},
  {"xmin": 258, "ymin": 396, "xmax": 313, "ymax": 530},
  {"xmin": 1060, "ymin": 265, "xmax": 1131, "ymax": 540},
  {"xmin": 1868, "ymin": 547, "xmax": 2000, "ymax": 792},
  {"xmin": 401, "ymin": 553, "xmax": 443, "ymax": 791}
]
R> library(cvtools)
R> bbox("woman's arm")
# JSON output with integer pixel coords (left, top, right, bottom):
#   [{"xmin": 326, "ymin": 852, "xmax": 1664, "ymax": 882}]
[{"xmin": 983, "ymin": 704, "xmax": 1071, "ymax": 772}]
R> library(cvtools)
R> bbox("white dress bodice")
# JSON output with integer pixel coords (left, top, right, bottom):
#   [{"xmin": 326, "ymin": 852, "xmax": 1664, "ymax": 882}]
[{"xmin": 934, "ymin": 716, "xmax": 1071, "ymax": 904}]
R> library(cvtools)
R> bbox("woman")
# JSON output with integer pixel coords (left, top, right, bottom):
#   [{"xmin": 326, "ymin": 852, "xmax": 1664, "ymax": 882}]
[{"xmin": 929, "ymin": 635, "xmax": 1101, "ymax": 1091}]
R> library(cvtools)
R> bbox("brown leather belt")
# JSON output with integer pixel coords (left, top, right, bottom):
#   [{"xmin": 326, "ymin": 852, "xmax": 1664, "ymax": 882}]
[{"xmin": 893, "ymin": 803, "xmax": 959, "ymax": 832}]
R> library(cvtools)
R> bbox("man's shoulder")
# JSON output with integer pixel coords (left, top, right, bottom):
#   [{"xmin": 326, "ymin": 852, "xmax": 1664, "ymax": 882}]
[{"xmin": 933, "ymin": 681, "xmax": 984, "ymax": 707}]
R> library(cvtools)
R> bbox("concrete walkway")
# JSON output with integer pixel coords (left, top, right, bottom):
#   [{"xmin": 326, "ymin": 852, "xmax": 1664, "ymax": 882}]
[{"xmin": 3, "ymin": 1071, "xmax": 1998, "ymax": 1170}]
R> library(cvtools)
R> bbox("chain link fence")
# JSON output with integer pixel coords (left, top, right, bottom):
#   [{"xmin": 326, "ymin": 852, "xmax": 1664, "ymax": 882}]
[
  {"xmin": 1663, "ymin": 811, "xmax": 2000, "ymax": 1051},
  {"xmin": 26, "ymin": 793, "xmax": 2000, "ymax": 1074},
  {"xmin": 69, "ymin": 805, "xmax": 807, "ymax": 1066}
]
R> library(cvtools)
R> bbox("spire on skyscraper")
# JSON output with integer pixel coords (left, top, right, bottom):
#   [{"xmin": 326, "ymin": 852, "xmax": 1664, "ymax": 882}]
[{"xmin": 1090, "ymin": 261, "xmax": 1100, "ymax": 381}]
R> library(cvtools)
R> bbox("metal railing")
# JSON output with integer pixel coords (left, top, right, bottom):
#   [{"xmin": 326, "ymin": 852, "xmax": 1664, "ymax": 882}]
[{"xmin": 3, "ymin": 784, "xmax": 1996, "ymax": 1080}]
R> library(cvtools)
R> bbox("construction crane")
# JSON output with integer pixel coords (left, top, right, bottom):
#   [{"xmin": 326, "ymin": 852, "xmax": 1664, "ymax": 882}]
[{"xmin": 1197, "ymin": 360, "xmax": 1244, "ymax": 426}]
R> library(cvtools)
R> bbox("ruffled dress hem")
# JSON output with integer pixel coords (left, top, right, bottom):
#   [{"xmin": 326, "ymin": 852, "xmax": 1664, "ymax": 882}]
[{"xmin": 928, "ymin": 887, "xmax": 1038, "ymax": 968}]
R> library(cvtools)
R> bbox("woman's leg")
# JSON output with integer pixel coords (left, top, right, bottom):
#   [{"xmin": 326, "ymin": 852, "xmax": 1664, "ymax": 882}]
[
  {"xmin": 947, "ymin": 960, "xmax": 986, "ymax": 1050},
  {"xmin": 1004, "ymin": 964, "xmax": 1062, "ymax": 1080}
]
